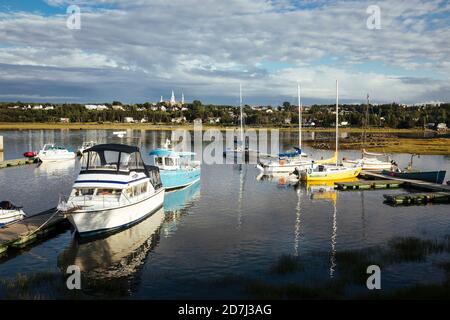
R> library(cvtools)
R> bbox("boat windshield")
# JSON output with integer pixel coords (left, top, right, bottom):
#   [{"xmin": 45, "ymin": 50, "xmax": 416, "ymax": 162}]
[{"xmin": 81, "ymin": 149, "xmax": 145, "ymax": 173}]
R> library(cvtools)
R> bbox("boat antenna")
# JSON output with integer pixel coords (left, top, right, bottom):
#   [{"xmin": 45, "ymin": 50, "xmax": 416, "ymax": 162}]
[
  {"xmin": 335, "ymin": 80, "xmax": 339, "ymax": 166},
  {"xmin": 297, "ymin": 81, "xmax": 302, "ymax": 152},
  {"xmin": 363, "ymin": 93, "xmax": 370, "ymax": 147}
]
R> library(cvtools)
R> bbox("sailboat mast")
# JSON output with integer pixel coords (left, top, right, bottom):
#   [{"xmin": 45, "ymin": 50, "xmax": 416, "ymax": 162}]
[
  {"xmin": 240, "ymin": 83, "xmax": 244, "ymax": 144},
  {"xmin": 297, "ymin": 82, "xmax": 302, "ymax": 151},
  {"xmin": 335, "ymin": 80, "xmax": 339, "ymax": 166}
]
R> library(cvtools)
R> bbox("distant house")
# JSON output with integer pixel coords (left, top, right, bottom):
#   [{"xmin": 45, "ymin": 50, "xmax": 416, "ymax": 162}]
[
  {"xmin": 160, "ymin": 106, "xmax": 167, "ymax": 112},
  {"xmin": 266, "ymin": 109, "xmax": 274, "ymax": 114},
  {"xmin": 150, "ymin": 106, "xmax": 158, "ymax": 111},
  {"xmin": 208, "ymin": 117, "xmax": 221, "ymax": 124},
  {"xmin": 112, "ymin": 105, "xmax": 125, "ymax": 111},
  {"xmin": 123, "ymin": 117, "xmax": 134, "ymax": 123},
  {"xmin": 44, "ymin": 106, "xmax": 54, "ymax": 110},
  {"xmin": 171, "ymin": 116, "xmax": 187, "ymax": 124},
  {"xmin": 60, "ymin": 118, "xmax": 70, "ymax": 123},
  {"xmin": 32, "ymin": 105, "xmax": 43, "ymax": 110},
  {"xmin": 437, "ymin": 123, "xmax": 448, "ymax": 131},
  {"xmin": 140, "ymin": 117, "xmax": 148, "ymax": 123},
  {"xmin": 284, "ymin": 118, "xmax": 292, "ymax": 124},
  {"xmin": 340, "ymin": 121, "xmax": 349, "ymax": 127},
  {"xmin": 85, "ymin": 104, "xmax": 108, "ymax": 111},
  {"xmin": 181, "ymin": 107, "xmax": 188, "ymax": 111}
]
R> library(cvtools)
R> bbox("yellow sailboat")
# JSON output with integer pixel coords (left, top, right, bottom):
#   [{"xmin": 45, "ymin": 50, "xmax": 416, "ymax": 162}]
[{"xmin": 301, "ymin": 80, "xmax": 362, "ymax": 181}]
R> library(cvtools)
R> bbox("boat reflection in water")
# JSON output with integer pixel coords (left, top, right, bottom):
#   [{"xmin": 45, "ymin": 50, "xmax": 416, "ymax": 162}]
[
  {"xmin": 57, "ymin": 208, "xmax": 165, "ymax": 296},
  {"xmin": 35, "ymin": 159, "xmax": 77, "ymax": 179},
  {"xmin": 162, "ymin": 181, "xmax": 201, "ymax": 237}
]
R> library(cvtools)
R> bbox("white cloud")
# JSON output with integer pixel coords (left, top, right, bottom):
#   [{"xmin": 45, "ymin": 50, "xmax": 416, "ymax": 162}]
[{"xmin": 0, "ymin": 0, "xmax": 449, "ymax": 103}]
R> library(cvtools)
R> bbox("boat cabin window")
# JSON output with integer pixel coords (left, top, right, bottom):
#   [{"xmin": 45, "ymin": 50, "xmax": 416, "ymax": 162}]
[
  {"xmin": 74, "ymin": 188, "xmax": 95, "ymax": 196},
  {"xmin": 155, "ymin": 157, "xmax": 164, "ymax": 166},
  {"xmin": 164, "ymin": 157, "xmax": 177, "ymax": 167},
  {"xmin": 97, "ymin": 189, "xmax": 120, "ymax": 196}
]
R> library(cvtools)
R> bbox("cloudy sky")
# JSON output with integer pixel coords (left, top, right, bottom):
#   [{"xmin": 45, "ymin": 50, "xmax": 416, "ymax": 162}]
[{"xmin": 0, "ymin": 0, "xmax": 449, "ymax": 105}]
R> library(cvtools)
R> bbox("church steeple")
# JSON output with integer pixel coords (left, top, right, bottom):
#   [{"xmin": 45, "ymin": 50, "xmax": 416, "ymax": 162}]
[{"xmin": 170, "ymin": 90, "xmax": 176, "ymax": 105}]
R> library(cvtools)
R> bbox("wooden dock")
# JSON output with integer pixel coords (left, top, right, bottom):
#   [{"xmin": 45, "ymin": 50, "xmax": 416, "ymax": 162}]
[
  {"xmin": 0, "ymin": 158, "xmax": 36, "ymax": 169},
  {"xmin": 335, "ymin": 179, "xmax": 404, "ymax": 190},
  {"xmin": 0, "ymin": 209, "xmax": 69, "ymax": 256},
  {"xmin": 383, "ymin": 192, "xmax": 450, "ymax": 205}
]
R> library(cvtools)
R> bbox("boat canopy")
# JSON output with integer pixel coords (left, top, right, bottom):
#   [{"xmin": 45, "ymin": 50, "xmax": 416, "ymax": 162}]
[
  {"xmin": 279, "ymin": 147, "xmax": 302, "ymax": 158},
  {"xmin": 81, "ymin": 144, "xmax": 147, "ymax": 174}
]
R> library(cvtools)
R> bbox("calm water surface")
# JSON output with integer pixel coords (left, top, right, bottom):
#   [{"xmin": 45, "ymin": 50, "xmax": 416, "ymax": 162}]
[{"xmin": 0, "ymin": 130, "xmax": 449, "ymax": 299}]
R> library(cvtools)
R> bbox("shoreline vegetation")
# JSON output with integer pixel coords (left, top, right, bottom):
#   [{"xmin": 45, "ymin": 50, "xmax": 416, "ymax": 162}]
[{"xmin": 0, "ymin": 122, "xmax": 449, "ymax": 155}]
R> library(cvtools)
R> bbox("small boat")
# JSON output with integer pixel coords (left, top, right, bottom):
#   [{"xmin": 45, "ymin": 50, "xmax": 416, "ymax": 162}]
[
  {"xmin": 57, "ymin": 144, "xmax": 165, "ymax": 236},
  {"xmin": 301, "ymin": 164, "xmax": 362, "ymax": 181},
  {"xmin": 113, "ymin": 131, "xmax": 127, "ymax": 138},
  {"xmin": 301, "ymin": 80, "xmax": 362, "ymax": 182},
  {"xmin": 149, "ymin": 148, "xmax": 201, "ymax": 190},
  {"xmin": 37, "ymin": 144, "xmax": 76, "ymax": 162},
  {"xmin": 77, "ymin": 141, "xmax": 96, "ymax": 155},
  {"xmin": 0, "ymin": 201, "xmax": 26, "ymax": 226},
  {"xmin": 23, "ymin": 151, "xmax": 37, "ymax": 158},
  {"xmin": 381, "ymin": 170, "xmax": 446, "ymax": 184},
  {"xmin": 342, "ymin": 150, "xmax": 392, "ymax": 171}
]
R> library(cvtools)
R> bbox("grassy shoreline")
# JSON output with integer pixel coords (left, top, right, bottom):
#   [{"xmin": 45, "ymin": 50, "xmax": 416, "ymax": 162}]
[{"xmin": 0, "ymin": 122, "xmax": 448, "ymax": 155}]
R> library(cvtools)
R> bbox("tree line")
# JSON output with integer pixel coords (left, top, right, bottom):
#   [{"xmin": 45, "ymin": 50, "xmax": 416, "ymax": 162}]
[{"xmin": 0, "ymin": 100, "xmax": 448, "ymax": 129}]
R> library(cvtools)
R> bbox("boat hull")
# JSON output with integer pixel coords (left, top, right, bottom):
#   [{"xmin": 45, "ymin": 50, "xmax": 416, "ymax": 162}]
[
  {"xmin": 160, "ymin": 168, "xmax": 201, "ymax": 190},
  {"xmin": 302, "ymin": 167, "xmax": 362, "ymax": 181},
  {"xmin": 0, "ymin": 209, "xmax": 26, "ymax": 226},
  {"xmin": 381, "ymin": 170, "xmax": 446, "ymax": 184},
  {"xmin": 342, "ymin": 158, "xmax": 391, "ymax": 171},
  {"xmin": 66, "ymin": 188, "xmax": 165, "ymax": 236},
  {"xmin": 257, "ymin": 160, "xmax": 310, "ymax": 174},
  {"xmin": 38, "ymin": 152, "xmax": 76, "ymax": 162}
]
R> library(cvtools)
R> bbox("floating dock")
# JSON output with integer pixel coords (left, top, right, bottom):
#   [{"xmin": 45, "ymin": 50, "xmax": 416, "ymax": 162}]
[
  {"xmin": 383, "ymin": 192, "xmax": 450, "ymax": 205},
  {"xmin": 360, "ymin": 171, "xmax": 450, "ymax": 192},
  {"xmin": 335, "ymin": 179, "xmax": 404, "ymax": 190},
  {"xmin": 0, "ymin": 209, "xmax": 69, "ymax": 256},
  {"xmin": 0, "ymin": 158, "xmax": 36, "ymax": 169}
]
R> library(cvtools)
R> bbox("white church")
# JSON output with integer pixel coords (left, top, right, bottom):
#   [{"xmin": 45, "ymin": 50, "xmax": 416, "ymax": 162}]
[{"xmin": 160, "ymin": 90, "xmax": 185, "ymax": 106}]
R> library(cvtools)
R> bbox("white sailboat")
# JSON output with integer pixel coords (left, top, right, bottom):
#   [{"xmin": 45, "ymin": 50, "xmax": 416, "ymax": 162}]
[
  {"xmin": 257, "ymin": 82, "xmax": 310, "ymax": 174},
  {"xmin": 300, "ymin": 80, "xmax": 362, "ymax": 181},
  {"xmin": 342, "ymin": 94, "xmax": 392, "ymax": 171},
  {"xmin": 223, "ymin": 84, "xmax": 251, "ymax": 160}
]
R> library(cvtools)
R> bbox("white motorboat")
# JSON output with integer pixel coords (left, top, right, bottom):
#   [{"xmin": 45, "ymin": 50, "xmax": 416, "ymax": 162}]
[
  {"xmin": 37, "ymin": 144, "xmax": 76, "ymax": 162},
  {"xmin": 57, "ymin": 144, "xmax": 165, "ymax": 236},
  {"xmin": 342, "ymin": 150, "xmax": 391, "ymax": 171},
  {"xmin": 0, "ymin": 201, "xmax": 26, "ymax": 226}
]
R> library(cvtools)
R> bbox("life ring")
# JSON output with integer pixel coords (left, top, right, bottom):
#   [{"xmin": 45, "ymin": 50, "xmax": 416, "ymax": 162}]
[{"xmin": 279, "ymin": 160, "xmax": 286, "ymax": 166}]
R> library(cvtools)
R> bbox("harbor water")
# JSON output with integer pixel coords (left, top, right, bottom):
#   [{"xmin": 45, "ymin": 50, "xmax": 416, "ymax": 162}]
[{"xmin": 0, "ymin": 129, "xmax": 449, "ymax": 299}]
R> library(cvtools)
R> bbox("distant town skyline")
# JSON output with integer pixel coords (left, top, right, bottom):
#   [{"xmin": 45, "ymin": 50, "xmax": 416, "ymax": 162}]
[{"xmin": 0, "ymin": 0, "xmax": 449, "ymax": 105}]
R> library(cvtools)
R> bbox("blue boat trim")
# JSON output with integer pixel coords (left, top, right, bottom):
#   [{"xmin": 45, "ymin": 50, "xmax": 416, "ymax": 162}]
[{"xmin": 74, "ymin": 177, "xmax": 148, "ymax": 185}]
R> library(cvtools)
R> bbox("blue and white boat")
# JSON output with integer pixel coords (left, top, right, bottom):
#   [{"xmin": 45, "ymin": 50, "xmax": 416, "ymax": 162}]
[{"xmin": 149, "ymin": 148, "xmax": 201, "ymax": 190}]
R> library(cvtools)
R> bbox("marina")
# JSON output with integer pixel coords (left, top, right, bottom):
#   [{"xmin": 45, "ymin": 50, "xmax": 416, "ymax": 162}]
[{"xmin": 0, "ymin": 129, "xmax": 449, "ymax": 299}]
